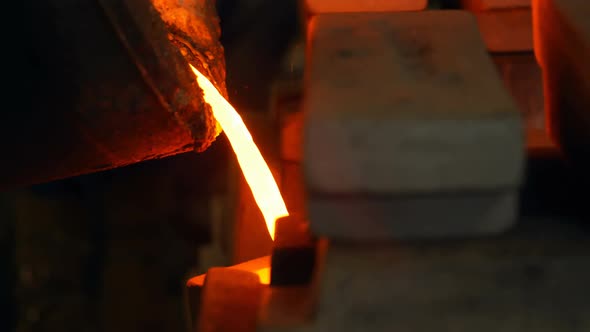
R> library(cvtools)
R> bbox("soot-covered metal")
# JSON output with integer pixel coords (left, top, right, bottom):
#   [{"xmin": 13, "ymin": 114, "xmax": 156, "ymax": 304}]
[{"xmin": 4, "ymin": 0, "xmax": 226, "ymax": 189}]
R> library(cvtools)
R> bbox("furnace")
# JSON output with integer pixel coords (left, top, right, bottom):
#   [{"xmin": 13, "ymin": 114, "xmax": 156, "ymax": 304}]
[
  {"xmin": 11, "ymin": 1, "xmax": 590, "ymax": 331},
  {"xmin": 185, "ymin": 1, "xmax": 590, "ymax": 332}
]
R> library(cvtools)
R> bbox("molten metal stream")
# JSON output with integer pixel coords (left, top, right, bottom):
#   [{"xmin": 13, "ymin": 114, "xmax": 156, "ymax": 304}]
[{"xmin": 190, "ymin": 65, "xmax": 288, "ymax": 240}]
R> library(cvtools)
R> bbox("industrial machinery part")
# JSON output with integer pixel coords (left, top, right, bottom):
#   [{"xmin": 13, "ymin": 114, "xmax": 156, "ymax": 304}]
[
  {"xmin": 5, "ymin": 0, "xmax": 225, "ymax": 189},
  {"xmin": 185, "ymin": 3, "xmax": 590, "ymax": 331},
  {"xmin": 303, "ymin": 11, "xmax": 523, "ymax": 240}
]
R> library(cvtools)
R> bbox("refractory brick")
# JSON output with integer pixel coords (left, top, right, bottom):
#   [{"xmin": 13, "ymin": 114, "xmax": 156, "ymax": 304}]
[
  {"xmin": 308, "ymin": 191, "xmax": 517, "ymax": 240},
  {"xmin": 304, "ymin": 11, "xmax": 524, "ymax": 195}
]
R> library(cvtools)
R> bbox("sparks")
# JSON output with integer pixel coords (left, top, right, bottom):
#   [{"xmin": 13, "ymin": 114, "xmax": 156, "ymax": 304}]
[{"xmin": 190, "ymin": 65, "xmax": 288, "ymax": 240}]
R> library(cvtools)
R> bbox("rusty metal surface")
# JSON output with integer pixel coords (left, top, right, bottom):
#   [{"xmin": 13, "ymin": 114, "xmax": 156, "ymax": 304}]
[
  {"xmin": 152, "ymin": 0, "xmax": 227, "ymax": 96},
  {"xmin": 3, "ymin": 0, "xmax": 225, "ymax": 190}
]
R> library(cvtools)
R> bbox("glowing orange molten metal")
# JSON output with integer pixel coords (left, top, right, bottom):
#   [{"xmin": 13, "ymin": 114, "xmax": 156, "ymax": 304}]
[{"xmin": 190, "ymin": 65, "xmax": 289, "ymax": 240}]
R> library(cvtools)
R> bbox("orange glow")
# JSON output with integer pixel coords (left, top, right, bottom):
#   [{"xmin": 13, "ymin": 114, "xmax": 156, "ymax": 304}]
[
  {"xmin": 304, "ymin": 0, "xmax": 427, "ymax": 14},
  {"xmin": 186, "ymin": 255, "xmax": 271, "ymax": 287},
  {"xmin": 190, "ymin": 65, "xmax": 289, "ymax": 240},
  {"xmin": 254, "ymin": 267, "xmax": 271, "ymax": 285}
]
